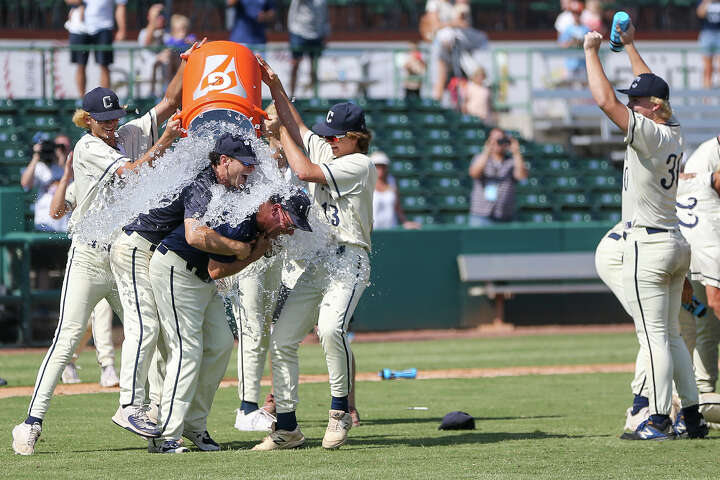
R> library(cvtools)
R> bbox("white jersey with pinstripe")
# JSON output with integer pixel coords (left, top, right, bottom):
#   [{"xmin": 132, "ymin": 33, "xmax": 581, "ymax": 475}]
[
  {"xmin": 621, "ymin": 108, "xmax": 683, "ymax": 230},
  {"xmin": 302, "ymin": 131, "xmax": 376, "ymax": 251}
]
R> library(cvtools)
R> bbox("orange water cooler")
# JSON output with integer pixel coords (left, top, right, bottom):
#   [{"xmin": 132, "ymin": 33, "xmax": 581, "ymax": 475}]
[{"xmin": 180, "ymin": 41, "xmax": 266, "ymax": 135}]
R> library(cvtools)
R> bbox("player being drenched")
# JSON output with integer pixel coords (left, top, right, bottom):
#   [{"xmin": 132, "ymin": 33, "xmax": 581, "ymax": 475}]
[
  {"xmin": 584, "ymin": 22, "xmax": 707, "ymax": 440},
  {"xmin": 253, "ymin": 55, "xmax": 376, "ymax": 450}
]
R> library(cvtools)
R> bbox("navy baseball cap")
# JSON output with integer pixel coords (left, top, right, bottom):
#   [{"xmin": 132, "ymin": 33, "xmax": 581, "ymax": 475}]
[
  {"xmin": 617, "ymin": 73, "xmax": 670, "ymax": 100},
  {"xmin": 271, "ymin": 189, "xmax": 312, "ymax": 232},
  {"xmin": 82, "ymin": 87, "xmax": 126, "ymax": 121},
  {"xmin": 213, "ymin": 133, "xmax": 259, "ymax": 165},
  {"xmin": 312, "ymin": 102, "xmax": 368, "ymax": 137}
]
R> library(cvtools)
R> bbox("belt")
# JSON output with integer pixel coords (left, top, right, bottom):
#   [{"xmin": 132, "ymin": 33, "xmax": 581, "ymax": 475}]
[
  {"xmin": 156, "ymin": 244, "xmax": 211, "ymax": 282},
  {"xmin": 622, "ymin": 227, "xmax": 672, "ymax": 240},
  {"xmin": 87, "ymin": 240, "xmax": 111, "ymax": 252},
  {"xmin": 125, "ymin": 230, "xmax": 157, "ymax": 252}
]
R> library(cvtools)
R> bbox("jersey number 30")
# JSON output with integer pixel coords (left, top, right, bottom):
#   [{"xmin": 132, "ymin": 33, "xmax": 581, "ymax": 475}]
[
  {"xmin": 322, "ymin": 202, "xmax": 340, "ymax": 226},
  {"xmin": 660, "ymin": 154, "xmax": 681, "ymax": 190}
]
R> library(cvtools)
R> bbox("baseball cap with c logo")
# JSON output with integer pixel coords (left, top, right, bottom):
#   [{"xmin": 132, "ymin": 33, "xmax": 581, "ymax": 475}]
[{"xmin": 82, "ymin": 87, "xmax": 127, "ymax": 121}]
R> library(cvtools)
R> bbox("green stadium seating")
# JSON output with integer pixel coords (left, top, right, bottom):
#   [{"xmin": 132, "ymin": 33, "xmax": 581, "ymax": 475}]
[
  {"xmin": 396, "ymin": 177, "xmax": 424, "ymax": 194},
  {"xmin": 401, "ymin": 194, "xmax": 433, "ymax": 212}
]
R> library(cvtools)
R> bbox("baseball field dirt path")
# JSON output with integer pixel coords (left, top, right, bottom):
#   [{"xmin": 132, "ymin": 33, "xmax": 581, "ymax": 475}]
[{"xmin": 0, "ymin": 362, "xmax": 636, "ymax": 399}]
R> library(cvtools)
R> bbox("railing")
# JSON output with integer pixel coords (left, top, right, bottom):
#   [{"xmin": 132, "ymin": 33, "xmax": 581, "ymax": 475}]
[{"xmin": 0, "ymin": 42, "xmax": 707, "ymax": 113}]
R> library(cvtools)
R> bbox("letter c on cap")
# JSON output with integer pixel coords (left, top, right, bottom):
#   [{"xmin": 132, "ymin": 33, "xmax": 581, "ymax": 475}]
[
  {"xmin": 326, "ymin": 111, "xmax": 334, "ymax": 124},
  {"xmin": 102, "ymin": 96, "xmax": 113, "ymax": 109}
]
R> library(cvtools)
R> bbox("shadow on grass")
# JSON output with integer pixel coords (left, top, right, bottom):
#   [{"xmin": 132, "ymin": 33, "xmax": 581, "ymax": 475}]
[
  {"xmin": 360, "ymin": 415, "xmax": 561, "ymax": 426},
  {"xmin": 349, "ymin": 430, "xmax": 584, "ymax": 448}
]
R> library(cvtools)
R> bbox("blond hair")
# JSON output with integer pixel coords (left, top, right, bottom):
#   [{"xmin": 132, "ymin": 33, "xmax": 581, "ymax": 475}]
[
  {"xmin": 72, "ymin": 109, "xmax": 91, "ymax": 129},
  {"xmin": 346, "ymin": 130, "xmax": 372, "ymax": 154},
  {"xmin": 650, "ymin": 96, "xmax": 673, "ymax": 121},
  {"xmin": 265, "ymin": 102, "xmax": 277, "ymax": 118},
  {"xmin": 170, "ymin": 14, "xmax": 190, "ymax": 32}
]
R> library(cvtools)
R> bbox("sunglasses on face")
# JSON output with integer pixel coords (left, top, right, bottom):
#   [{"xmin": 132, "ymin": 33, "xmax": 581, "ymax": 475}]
[
  {"xmin": 323, "ymin": 134, "xmax": 346, "ymax": 143},
  {"xmin": 240, "ymin": 160, "xmax": 255, "ymax": 167}
]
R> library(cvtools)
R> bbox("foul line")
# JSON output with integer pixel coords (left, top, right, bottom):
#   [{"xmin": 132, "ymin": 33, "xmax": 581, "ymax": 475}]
[{"xmin": 0, "ymin": 363, "xmax": 635, "ymax": 400}]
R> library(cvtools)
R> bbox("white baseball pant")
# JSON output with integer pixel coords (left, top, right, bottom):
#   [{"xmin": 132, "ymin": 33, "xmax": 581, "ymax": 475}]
[
  {"xmin": 623, "ymin": 229, "xmax": 698, "ymax": 415},
  {"xmin": 232, "ymin": 255, "xmax": 282, "ymax": 405},
  {"xmin": 149, "ymin": 248, "xmax": 234, "ymax": 440},
  {"xmin": 110, "ymin": 231, "xmax": 162, "ymax": 407},
  {"xmin": 27, "ymin": 242, "xmax": 123, "ymax": 419},
  {"xmin": 91, "ymin": 299, "xmax": 115, "ymax": 368},
  {"xmin": 270, "ymin": 245, "xmax": 369, "ymax": 413},
  {"xmin": 691, "ymin": 284, "xmax": 720, "ymax": 393}
]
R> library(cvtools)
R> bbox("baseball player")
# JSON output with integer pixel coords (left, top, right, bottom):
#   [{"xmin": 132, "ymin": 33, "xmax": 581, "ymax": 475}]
[
  {"xmin": 584, "ymin": 24, "xmax": 706, "ymax": 440},
  {"xmin": 148, "ymin": 141, "xmax": 311, "ymax": 454},
  {"xmin": 11, "ymin": 80, "xmax": 184, "ymax": 455},
  {"xmin": 254, "ymin": 55, "xmax": 376, "ymax": 450},
  {"xmin": 676, "ymin": 141, "xmax": 720, "ymax": 425},
  {"xmin": 595, "ymin": 222, "xmax": 696, "ymax": 432},
  {"xmin": 46, "ymin": 153, "xmax": 120, "ymax": 388}
]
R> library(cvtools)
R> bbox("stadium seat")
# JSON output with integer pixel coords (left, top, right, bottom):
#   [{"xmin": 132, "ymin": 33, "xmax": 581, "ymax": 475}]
[
  {"xmin": 425, "ymin": 158, "xmax": 462, "ymax": 175},
  {"xmin": 555, "ymin": 192, "xmax": 590, "ymax": 208},
  {"xmin": 426, "ymin": 176, "xmax": 470, "ymax": 194},
  {"xmin": 593, "ymin": 192, "xmax": 622, "ymax": 208},
  {"xmin": 396, "ymin": 176, "xmax": 424, "ymax": 194},
  {"xmin": 390, "ymin": 159, "xmax": 424, "ymax": 177},
  {"xmin": 401, "ymin": 194, "xmax": 433, "ymax": 212},
  {"xmin": 434, "ymin": 194, "xmax": 469, "ymax": 212}
]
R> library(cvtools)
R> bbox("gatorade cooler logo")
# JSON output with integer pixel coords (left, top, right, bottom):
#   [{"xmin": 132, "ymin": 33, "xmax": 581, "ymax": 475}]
[{"xmin": 193, "ymin": 55, "xmax": 247, "ymax": 100}]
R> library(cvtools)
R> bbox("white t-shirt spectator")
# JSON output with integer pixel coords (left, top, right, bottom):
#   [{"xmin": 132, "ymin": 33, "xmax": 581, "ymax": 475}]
[
  {"xmin": 34, "ymin": 184, "xmax": 69, "ymax": 232},
  {"xmin": 426, "ymin": 0, "xmax": 455, "ymax": 23},
  {"xmin": 84, "ymin": 0, "xmax": 127, "ymax": 35},
  {"xmin": 22, "ymin": 161, "xmax": 64, "ymax": 194},
  {"xmin": 554, "ymin": 10, "xmax": 574, "ymax": 33},
  {"xmin": 288, "ymin": 0, "xmax": 329, "ymax": 40}
]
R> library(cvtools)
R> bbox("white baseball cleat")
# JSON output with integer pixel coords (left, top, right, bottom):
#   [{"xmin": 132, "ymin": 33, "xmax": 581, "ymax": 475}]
[
  {"xmin": 146, "ymin": 403, "xmax": 160, "ymax": 425},
  {"xmin": 112, "ymin": 405, "xmax": 161, "ymax": 438},
  {"xmin": 251, "ymin": 427, "xmax": 305, "ymax": 451},
  {"xmin": 234, "ymin": 408, "xmax": 276, "ymax": 432},
  {"xmin": 61, "ymin": 362, "xmax": 81, "ymax": 384},
  {"xmin": 183, "ymin": 430, "xmax": 220, "ymax": 451},
  {"xmin": 99, "ymin": 365, "xmax": 120, "ymax": 387},
  {"xmin": 624, "ymin": 405, "xmax": 650, "ymax": 432},
  {"xmin": 147, "ymin": 438, "xmax": 189, "ymax": 454},
  {"xmin": 322, "ymin": 409, "xmax": 352, "ymax": 449},
  {"xmin": 12, "ymin": 422, "xmax": 42, "ymax": 455}
]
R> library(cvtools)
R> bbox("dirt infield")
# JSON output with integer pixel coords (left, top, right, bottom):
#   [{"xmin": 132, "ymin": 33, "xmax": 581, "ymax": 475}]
[{"xmin": 0, "ymin": 362, "xmax": 635, "ymax": 399}]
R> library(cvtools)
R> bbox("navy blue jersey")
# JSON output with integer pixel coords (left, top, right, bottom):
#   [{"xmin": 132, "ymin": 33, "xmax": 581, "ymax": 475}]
[
  {"xmin": 184, "ymin": 166, "xmax": 217, "ymax": 220},
  {"xmin": 160, "ymin": 214, "xmax": 260, "ymax": 276},
  {"xmin": 123, "ymin": 185, "xmax": 191, "ymax": 244}
]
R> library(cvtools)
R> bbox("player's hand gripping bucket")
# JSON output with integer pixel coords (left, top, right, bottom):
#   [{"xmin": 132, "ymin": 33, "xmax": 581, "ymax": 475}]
[{"xmin": 180, "ymin": 41, "xmax": 267, "ymax": 136}]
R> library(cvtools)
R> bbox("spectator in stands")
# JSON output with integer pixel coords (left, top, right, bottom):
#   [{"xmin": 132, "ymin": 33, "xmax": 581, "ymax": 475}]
[
  {"xmin": 21, "ymin": 137, "xmax": 66, "ymax": 197},
  {"xmin": 65, "ymin": 0, "xmax": 127, "ymax": 96},
  {"xmin": 698, "ymin": 0, "xmax": 720, "ymax": 88},
  {"xmin": 137, "ymin": 3, "xmax": 169, "ymax": 97},
  {"xmin": 557, "ymin": 1, "xmax": 589, "ymax": 85},
  {"xmin": 468, "ymin": 128, "xmax": 527, "ymax": 226},
  {"xmin": 287, "ymin": 0, "xmax": 329, "ymax": 97},
  {"xmin": 461, "ymin": 66, "xmax": 493, "ymax": 123},
  {"xmin": 581, "ymin": 0, "xmax": 603, "ymax": 33},
  {"xmin": 371, "ymin": 151, "xmax": 421, "ymax": 230},
  {"xmin": 228, "ymin": 0, "xmax": 276, "ymax": 51},
  {"xmin": 423, "ymin": 0, "xmax": 488, "ymax": 101},
  {"xmin": 165, "ymin": 14, "xmax": 197, "ymax": 80},
  {"xmin": 554, "ymin": 0, "xmax": 574, "ymax": 34},
  {"xmin": 403, "ymin": 42, "xmax": 426, "ymax": 99}
]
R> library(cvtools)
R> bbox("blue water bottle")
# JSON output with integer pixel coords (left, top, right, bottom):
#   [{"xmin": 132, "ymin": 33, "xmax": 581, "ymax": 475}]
[
  {"xmin": 610, "ymin": 11, "xmax": 631, "ymax": 52},
  {"xmin": 682, "ymin": 296, "xmax": 708, "ymax": 318},
  {"xmin": 379, "ymin": 368, "xmax": 417, "ymax": 380}
]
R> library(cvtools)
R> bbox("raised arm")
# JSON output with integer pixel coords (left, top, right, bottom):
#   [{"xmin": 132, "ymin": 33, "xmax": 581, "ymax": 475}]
[
  {"xmin": 208, "ymin": 234, "xmax": 271, "ymax": 279},
  {"xmin": 184, "ymin": 218, "xmax": 253, "ymax": 259},
  {"xmin": 20, "ymin": 144, "xmax": 42, "ymax": 190},
  {"xmin": 584, "ymin": 31, "xmax": 629, "ymax": 132},
  {"xmin": 279, "ymin": 125, "xmax": 327, "ymax": 183},
  {"xmin": 50, "ymin": 152, "xmax": 74, "ymax": 219},
  {"xmin": 509, "ymin": 137, "xmax": 528, "ymax": 181},
  {"xmin": 153, "ymin": 38, "xmax": 207, "ymax": 124},
  {"xmin": 618, "ymin": 23, "xmax": 651, "ymax": 76},
  {"xmin": 468, "ymin": 148, "xmax": 489, "ymax": 179},
  {"xmin": 698, "ymin": 0, "xmax": 711, "ymax": 18},
  {"xmin": 257, "ymin": 54, "xmax": 310, "ymax": 146}
]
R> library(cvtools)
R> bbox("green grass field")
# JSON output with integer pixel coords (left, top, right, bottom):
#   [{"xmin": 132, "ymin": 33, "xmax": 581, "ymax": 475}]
[{"xmin": 2, "ymin": 332, "xmax": 718, "ymax": 479}]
